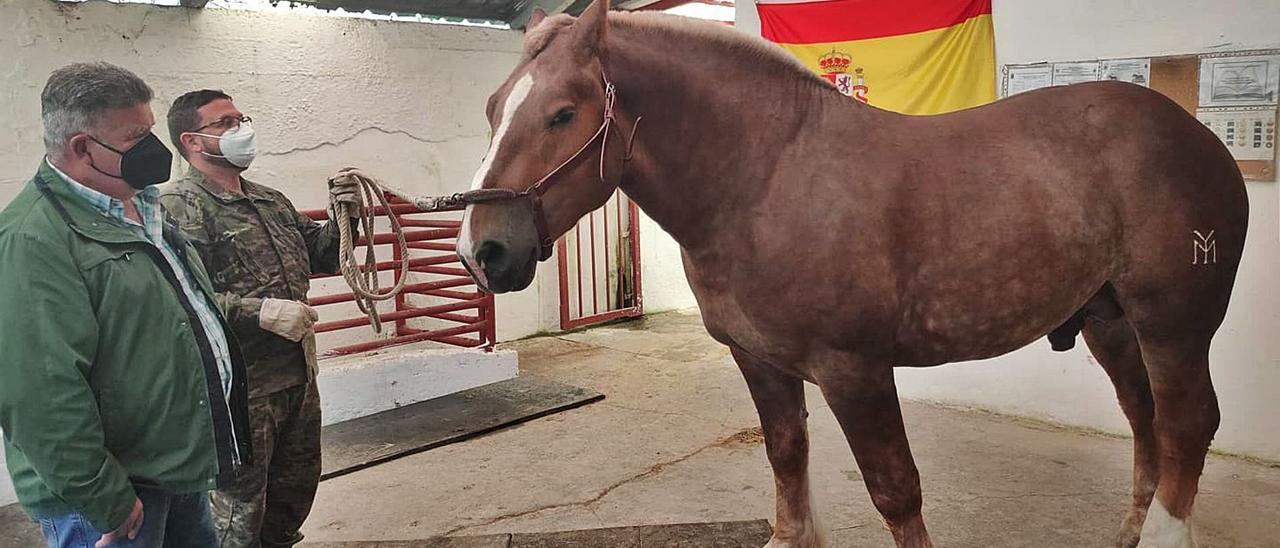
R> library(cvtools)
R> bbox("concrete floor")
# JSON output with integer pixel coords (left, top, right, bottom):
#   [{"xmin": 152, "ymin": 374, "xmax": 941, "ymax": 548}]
[
  {"xmin": 307, "ymin": 520, "xmax": 774, "ymax": 547},
  {"xmin": 303, "ymin": 310, "xmax": 1280, "ymax": 548}
]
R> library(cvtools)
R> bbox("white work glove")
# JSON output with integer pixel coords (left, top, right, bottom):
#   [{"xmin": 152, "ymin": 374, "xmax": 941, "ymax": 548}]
[
  {"xmin": 259, "ymin": 298, "xmax": 320, "ymax": 342},
  {"xmin": 328, "ymin": 167, "xmax": 364, "ymax": 218}
]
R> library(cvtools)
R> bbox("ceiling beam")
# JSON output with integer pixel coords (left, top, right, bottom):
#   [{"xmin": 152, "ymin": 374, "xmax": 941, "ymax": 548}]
[{"xmin": 291, "ymin": 0, "xmax": 507, "ymax": 21}]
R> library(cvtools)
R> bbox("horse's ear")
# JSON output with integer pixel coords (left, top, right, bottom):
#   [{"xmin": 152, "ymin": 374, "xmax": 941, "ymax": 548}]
[
  {"xmin": 527, "ymin": 7, "xmax": 548, "ymax": 31},
  {"xmin": 570, "ymin": 0, "xmax": 609, "ymax": 54}
]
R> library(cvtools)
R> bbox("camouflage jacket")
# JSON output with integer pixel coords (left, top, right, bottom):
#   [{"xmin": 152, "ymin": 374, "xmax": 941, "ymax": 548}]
[{"xmin": 160, "ymin": 169, "xmax": 343, "ymax": 398}]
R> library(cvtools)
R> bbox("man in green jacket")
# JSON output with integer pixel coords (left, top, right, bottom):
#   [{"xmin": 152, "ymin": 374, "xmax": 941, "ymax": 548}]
[
  {"xmin": 0, "ymin": 62, "xmax": 253, "ymax": 548},
  {"xmin": 160, "ymin": 90, "xmax": 358, "ymax": 548}
]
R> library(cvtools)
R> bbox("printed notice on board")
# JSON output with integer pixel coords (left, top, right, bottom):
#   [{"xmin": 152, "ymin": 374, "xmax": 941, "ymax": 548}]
[
  {"xmin": 1196, "ymin": 106, "xmax": 1277, "ymax": 161},
  {"xmin": 1004, "ymin": 65, "xmax": 1052, "ymax": 97},
  {"xmin": 1199, "ymin": 54, "xmax": 1280, "ymax": 107},
  {"xmin": 1100, "ymin": 58, "xmax": 1151, "ymax": 87},
  {"xmin": 1052, "ymin": 62, "xmax": 1100, "ymax": 86}
]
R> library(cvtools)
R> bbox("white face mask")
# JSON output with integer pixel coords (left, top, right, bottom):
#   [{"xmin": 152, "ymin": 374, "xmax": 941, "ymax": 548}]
[{"xmin": 192, "ymin": 122, "xmax": 257, "ymax": 168}]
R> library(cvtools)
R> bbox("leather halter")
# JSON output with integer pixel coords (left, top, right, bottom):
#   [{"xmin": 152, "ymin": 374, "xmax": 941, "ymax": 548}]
[{"xmin": 424, "ymin": 72, "xmax": 641, "ymax": 261}]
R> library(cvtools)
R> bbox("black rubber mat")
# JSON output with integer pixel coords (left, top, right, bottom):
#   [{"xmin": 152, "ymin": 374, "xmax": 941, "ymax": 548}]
[{"xmin": 321, "ymin": 376, "xmax": 604, "ymax": 480}]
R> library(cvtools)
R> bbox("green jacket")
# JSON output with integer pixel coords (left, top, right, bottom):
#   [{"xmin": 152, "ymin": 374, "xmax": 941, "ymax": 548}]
[
  {"xmin": 0, "ymin": 163, "xmax": 253, "ymax": 532},
  {"xmin": 160, "ymin": 170, "xmax": 344, "ymax": 398}
]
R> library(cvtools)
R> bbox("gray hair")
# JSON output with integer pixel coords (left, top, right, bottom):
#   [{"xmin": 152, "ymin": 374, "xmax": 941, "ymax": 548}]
[{"xmin": 41, "ymin": 62, "xmax": 153, "ymax": 158}]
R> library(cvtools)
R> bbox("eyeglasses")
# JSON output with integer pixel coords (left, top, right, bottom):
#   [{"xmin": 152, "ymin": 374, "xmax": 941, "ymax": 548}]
[{"xmin": 193, "ymin": 115, "xmax": 252, "ymax": 133}]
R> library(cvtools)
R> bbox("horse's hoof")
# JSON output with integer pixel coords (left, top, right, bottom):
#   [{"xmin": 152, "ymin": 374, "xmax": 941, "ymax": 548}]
[{"xmin": 1136, "ymin": 502, "xmax": 1196, "ymax": 548}]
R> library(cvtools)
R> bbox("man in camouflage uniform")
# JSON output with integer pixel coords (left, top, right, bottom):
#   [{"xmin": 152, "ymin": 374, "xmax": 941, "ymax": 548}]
[{"xmin": 160, "ymin": 89, "xmax": 358, "ymax": 548}]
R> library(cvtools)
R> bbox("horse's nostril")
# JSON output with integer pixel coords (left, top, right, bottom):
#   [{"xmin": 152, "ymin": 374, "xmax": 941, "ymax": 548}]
[{"xmin": 475, "ymin": 240, "xmax": 508, "ymax": 269}]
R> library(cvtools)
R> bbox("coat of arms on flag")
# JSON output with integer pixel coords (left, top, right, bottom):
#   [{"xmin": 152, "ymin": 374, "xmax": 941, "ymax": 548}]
[{"xmin": 819, "ymin": 50, "xmax": 869, "ymax": 103}]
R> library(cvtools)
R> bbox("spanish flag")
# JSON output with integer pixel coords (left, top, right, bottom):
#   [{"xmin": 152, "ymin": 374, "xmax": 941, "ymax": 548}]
[{"xmin": 757, "ymin": 0, "xmax": 996, "ymax": 115}]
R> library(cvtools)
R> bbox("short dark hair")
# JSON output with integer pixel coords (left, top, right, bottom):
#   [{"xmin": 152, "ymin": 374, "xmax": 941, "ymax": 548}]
[
  {"xmin": 168, "ymin": 89, "xmax": 232, "ymax": 158},
  {"xmin": 41, "ymin": 62, "xmax": 153, "ymax": 158}
]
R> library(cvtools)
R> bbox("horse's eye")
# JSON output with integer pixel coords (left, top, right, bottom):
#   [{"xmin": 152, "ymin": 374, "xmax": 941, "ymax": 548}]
[{"xmin": 548, "ymin": 107, "xmax": 575, "ymax": 129}]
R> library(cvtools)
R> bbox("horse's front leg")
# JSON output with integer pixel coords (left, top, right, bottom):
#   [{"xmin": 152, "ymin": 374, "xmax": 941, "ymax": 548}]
[
  {"xmin": 732, "ymin": 347, "xmax": 826, "ymax": 548},
  {"xmin": 817, "ymin": 356, "xmax": 933, "ymax": 548}
]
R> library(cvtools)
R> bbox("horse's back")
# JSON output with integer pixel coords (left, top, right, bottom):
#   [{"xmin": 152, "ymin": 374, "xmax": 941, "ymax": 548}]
[
  {"xmin": 988, "ymin": 81, "xmax": 1244, "ymax": 205},
  {"xmin": 914, "ymin": 80, "xmax": 1247, "ymax": 280}
]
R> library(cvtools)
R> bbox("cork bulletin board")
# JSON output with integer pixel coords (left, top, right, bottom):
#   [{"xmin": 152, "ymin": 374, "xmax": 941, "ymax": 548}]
[{"xmin": 1002, "ymin": 49, "xmax": 1280, "ymax": 182}]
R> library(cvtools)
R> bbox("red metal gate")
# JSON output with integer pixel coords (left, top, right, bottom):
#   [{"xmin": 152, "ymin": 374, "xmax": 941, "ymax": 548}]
[{"xmin": 558, "ymin": 190, "xmax": 643, "ymax": 330}]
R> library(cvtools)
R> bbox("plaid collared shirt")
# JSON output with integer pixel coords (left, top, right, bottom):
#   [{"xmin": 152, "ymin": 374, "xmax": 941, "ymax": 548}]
[{"xmin": 45, "ymin": 160, "xmax": 236, "ymax": 408}]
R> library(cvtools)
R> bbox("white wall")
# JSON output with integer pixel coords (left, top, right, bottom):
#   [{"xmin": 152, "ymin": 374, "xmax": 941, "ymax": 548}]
[
  {"xmin": 737, "ymin": 0, "xmax": 1280, "ymax": 461},
  {"xmin": 988, "ymin": 0, "xmax": 1280, "ymax": 67},
  {"xmin": 638, "ymin": 210, "xmax": 698, "ymax": 313},
  {"xmin": 735, "ymin": 0, "xmax": 761, "ymax": 37}
]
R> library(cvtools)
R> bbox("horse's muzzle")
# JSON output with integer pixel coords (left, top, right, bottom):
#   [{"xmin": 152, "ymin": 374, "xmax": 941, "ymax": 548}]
[{"xmin": 473, "ymin": 239, "xmax": 537, "ymax": 293}]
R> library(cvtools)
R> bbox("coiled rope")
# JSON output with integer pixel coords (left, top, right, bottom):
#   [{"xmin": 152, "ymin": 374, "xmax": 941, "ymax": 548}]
[{"xmin": 329, "ymin": 170, "xmax": 410, "ymax": 334}]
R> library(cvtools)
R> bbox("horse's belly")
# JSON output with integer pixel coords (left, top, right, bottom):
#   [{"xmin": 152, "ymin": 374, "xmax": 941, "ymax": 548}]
[
  {"xmin": 685, "ymin": 197, "xmax": 1117, "ymax": 370},
  {"xmin": 892, "ymin": 255, "xmax": 1108, "ymax": 366}
]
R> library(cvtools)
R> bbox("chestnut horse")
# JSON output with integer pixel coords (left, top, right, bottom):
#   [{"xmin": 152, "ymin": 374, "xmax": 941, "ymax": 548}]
[{"xmin": 453, "ymin": 2, "xmax": 1248, "ymax": 546}]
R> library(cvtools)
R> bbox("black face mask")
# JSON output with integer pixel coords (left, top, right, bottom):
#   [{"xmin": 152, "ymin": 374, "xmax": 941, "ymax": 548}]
[{"xmin": 87, "ymin": 133, "xmax": 173, "ymax": 189}]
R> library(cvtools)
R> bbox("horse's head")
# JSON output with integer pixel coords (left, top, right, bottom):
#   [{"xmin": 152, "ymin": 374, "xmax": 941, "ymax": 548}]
[{"xmin": 457, "ymin": 0, "xmax": 628, "ymax": 293}]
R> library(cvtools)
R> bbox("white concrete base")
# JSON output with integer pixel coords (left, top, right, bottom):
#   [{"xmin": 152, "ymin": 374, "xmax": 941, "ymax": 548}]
[
  {"xmin": 0, "ymin": 442, "xmax": 13, "ymax": 506},
  {"xmin": 316, "ymin": 346, "xmax": 519, "ymax": 426}
]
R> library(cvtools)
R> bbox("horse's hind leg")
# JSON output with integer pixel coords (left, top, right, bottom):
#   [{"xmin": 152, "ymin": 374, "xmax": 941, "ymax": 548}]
[
  {"xmin": 816, "ymin": 357, "xmax": 932, "ymax": 548},
  {"xmin": 1131, "ymin": 334, "xmax": 1219, "ymax": 548},
  {"xmin": 1082, "ymin": 312, "xmax": 1158, "ymax": 548},
  {"xmin": 732, "ymin": 347, "xmax": 826, "ymax": 548}
]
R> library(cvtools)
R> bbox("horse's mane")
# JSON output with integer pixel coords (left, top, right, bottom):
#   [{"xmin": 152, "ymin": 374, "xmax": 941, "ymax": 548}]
[
  {"xmin": 523, "ymin": 15, "xmax": 575, "ymax": 58},
  {"xmin": 523, "ymin": 11, "xmax": 833, "ymax": 95}
]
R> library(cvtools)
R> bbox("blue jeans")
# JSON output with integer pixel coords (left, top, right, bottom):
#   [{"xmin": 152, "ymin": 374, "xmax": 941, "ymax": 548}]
[{"xmin": 39, "ymin": 486, "xmax": 217, "ymax": 548}]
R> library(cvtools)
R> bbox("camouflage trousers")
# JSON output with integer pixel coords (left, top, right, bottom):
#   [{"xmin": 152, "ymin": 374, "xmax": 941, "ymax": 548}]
[{"xmin": 212, "ymin": 380, "xmax": 321, "ymax": 548}]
